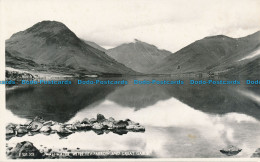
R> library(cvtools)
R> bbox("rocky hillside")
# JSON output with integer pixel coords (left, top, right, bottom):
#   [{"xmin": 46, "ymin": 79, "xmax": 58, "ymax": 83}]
[
  {"xmin": 151, "ymin": 31, "xmax": 260, "ymax": 75},
  {"xmin": 6, "ymin": 21, "xmax": 137, "ymax": 76},
  {"xmin": 107, "ymin": 39, "xmax": 172, "ymax": 73}
]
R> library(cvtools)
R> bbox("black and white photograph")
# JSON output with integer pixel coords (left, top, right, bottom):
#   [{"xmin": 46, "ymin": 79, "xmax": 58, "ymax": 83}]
[{"xmin": 1, "ymin": 0, "xmax": 260, "ymax": 161}]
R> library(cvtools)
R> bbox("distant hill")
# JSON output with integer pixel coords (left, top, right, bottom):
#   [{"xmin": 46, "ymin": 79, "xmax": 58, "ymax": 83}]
[
  {"xmin": 107, "ymin": 39, "xmax": 172, "ymax": 73},
  {"xmin": 5, "ymin": 20, "xmax": 137, "ymax": 76},
  {"xmin": 151, "ymin": 31, "xmax": 260, "ymax": 76}
]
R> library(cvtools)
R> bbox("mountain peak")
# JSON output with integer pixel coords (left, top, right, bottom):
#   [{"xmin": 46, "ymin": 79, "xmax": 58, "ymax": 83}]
[
  {"xmin": 8, "ymin": 20, "xmax": 83, "ymax": 47},
  {"xmin": 133, "ymin": 39, "xmax": 151, "ymax": 46},
  {"xmin": 9, "ymin": 20, "xmax": 74, "ymax": 41},
  {"xmin": 204, "ymin": 34, "xmax": 233, "ymax": 40},
  {"xmin": 107, "ymin": 39, "xmax": 173, "ymax": 73},
  {"xmin": 25, "ymin": 20, "xmax": 69, "ymax": 33},
  {"xmin": 35, "ymin": 20, "xmax": 65, "ymax": 26}
]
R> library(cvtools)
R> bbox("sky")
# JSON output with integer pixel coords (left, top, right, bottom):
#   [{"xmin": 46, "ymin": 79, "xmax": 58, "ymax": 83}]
[{"xmin": 1, "ymin": 0, "xmax": 260, "ymax": 52}]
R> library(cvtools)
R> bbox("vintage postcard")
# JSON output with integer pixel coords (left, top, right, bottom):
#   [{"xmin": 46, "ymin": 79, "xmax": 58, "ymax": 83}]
[{"xmin": 0, "ymin": 0, "xmax": 260, "ymax": 161}]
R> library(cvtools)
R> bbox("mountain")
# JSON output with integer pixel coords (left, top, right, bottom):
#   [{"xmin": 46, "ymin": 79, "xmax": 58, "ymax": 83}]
[
  {"xmin": 83, "ymin": 40, "xmax": 107, "ymax": 52},
  {"xmin": 106, "ymin": 39, "xmax": 172, "ymax": 73},
  {"xmin": 6, "ymin": 81, "xmax": 117, "ymax": 122},
  {"xmin": 216, "ymin": 57, "xmax": 260, "ymax": 76},
  {"xmin": 151, "ymin": 31, "xmax": 260, "ymax": 75},
  {"xmin": 5, "ymin": 21, "xmax": 137, "ymax": 76},
  {"xmin": 107, "ymin": 80, "xmax": 260, "ymax": 120},
  {"xmin": 212, "ymin": 32, "xmax": 260, "ymax": 76}
]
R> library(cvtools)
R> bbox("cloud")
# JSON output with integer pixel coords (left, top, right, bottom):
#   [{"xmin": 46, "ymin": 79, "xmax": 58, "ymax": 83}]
[{"xmin": 2, "ymin": 0, "xmax": 260, "ymax": 52}]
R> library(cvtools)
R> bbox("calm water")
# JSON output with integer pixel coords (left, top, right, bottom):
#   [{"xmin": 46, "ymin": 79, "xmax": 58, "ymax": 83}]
[{"xmin": 5, "ymin": 76, "xmax": 260, "ymax": 158}]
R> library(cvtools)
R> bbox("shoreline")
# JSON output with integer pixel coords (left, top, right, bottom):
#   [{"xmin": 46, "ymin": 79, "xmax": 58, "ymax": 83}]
[{"xmin": 6, "ymin": 114, "xmax": 145, "ymax": 140}]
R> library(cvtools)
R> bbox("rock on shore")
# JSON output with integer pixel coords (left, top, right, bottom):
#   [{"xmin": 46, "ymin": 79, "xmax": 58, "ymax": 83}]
[
  {"xmin": 6, "ymin": 114, "xmax": 145, "ymax": 139},
  {"xmin": 220, "ymin": 145, "xmax": 242, "ymax": 156},
  {"xmin": 7, "ymin": 141, "xmax": 42, "ymax": 159},
  {"xmin": 251, "ymin": 148, "xmax": 260, "ymax": 158}
]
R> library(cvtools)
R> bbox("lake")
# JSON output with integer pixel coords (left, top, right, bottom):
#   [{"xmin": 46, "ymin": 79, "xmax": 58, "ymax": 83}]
[{"xmin": 5, "ymin": 76, "xmax": 260, "ymax": 158}]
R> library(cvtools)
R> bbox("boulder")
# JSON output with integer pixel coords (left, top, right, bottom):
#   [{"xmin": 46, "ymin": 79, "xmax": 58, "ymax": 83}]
[
  {"xmin": 220, "ymin": 145, "xmax": 242, "ymax": 156},
  {"xmin": 65, "ymin": 124, "xmax": 77, "ymax": 130},
  {"xmin": 72, "ymin": 121, "xmax": 81, "ymax": 129},
  {"xmin": 40, "ymin": 126, "xmax": 51, "ymax": 133},
  {"xmin": 7, "ymin": 123, "xmax": 16, "ymax": 128},
  {"xmin": 33, "ymin": 116, "xmax": 45, "ymax": 123},
  {"xmin": 97, "ymin": 114, "xmax": 106, "ymax": 122},
  {"xmin": 51, "ymin": 124, "xmax": 62, "ymax": 132},
  {"xmin": 8, "ymin": 141, "xmax": 42, "ymax": 159},
  {"xmin": 6, "ymin": 124, "xmax": 16, "ymax": 135},
  {"xmin": 50, "ymin": 124, "xmax": 62, "ymax": 132},
  {"xmin": 80, "ymin": 123, "xmax": 92, "ymax": 129},
  {"xmin": 89, "ymin": 118, "xmax": 97, "ymax": 124},
  {"xmin": 43, "ymin": 121, "xmax": 55, "ymax": 126},
  {"xmin": 24, "ymin": 120, "xmax": 33, "ymax": 126},
  {"xmin": 81, "ymin": 118, "xmax": 90, "ymax": 124},
  {"xmin": 126, "ymin": 125, "xmax": 136, "ymax": 130},
  {"xmin": 29, "ymin": 121, "xmax": 43, "ymax": 132},
  {"xmin": 57, "ymin": 127, "xmax": 73, "ymax": 134},
  {"xmin": 57, "ymin": 127, "xmax": 73, "ymax": 138},
  {"xmin": 251, "ymin": 148, "xmax": 260, "ymax": 158},
  {"xmin": 92, "ymin": 123, "xmax": 103, "ymax": 130},
  {"xmin": 71, "ymin": 121, "xmax": 91, "ymax": 129},
  {"xmin": 102, "ymin": 120, "xmax": 114, "ymax": 130},
  {"xmin": 16, "ymin": 125, "xmax": 28, "ymax": 134},
  {"xmin": 114, "ymin": 120, "xmax": 129, "ymax": 129},
  {"xmin": 6, "ymin": 115, "xmax": 146, "ymax": 138}
]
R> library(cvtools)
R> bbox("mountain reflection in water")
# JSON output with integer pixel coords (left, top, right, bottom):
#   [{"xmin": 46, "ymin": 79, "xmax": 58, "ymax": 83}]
[
  {"xmin": 6, "ymin": 77, "xmax": 260, "ymax": 122},
  {"xmin": 5, "ymin": 77, "xmax": 260, "ymax": 158}
]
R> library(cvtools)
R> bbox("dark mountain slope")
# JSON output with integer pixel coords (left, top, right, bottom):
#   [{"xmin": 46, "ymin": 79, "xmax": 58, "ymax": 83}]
[
  {"xmin": 6, "ymin": 21, "xmax": 137, "ymax": 76},
  {"xmin": 83, "ymin": 40, "xmax": 107, "ymax": 52}
]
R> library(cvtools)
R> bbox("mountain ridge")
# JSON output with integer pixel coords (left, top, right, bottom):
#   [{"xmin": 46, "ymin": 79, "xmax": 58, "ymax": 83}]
[
  {"xmin": 151, "ymin": 30, "xmax": 260, "ymax": 75},
  {"xmin": 5, "ymin": 20, "xmax": 260, "ymax": 76}
]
